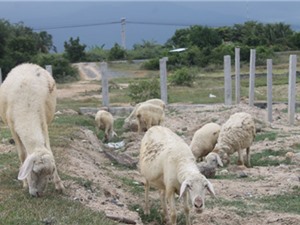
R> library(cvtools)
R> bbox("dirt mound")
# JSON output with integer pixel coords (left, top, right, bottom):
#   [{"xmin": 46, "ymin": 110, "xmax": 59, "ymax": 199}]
[{"xmin": 55, "ymin": 102, "xmax": 300, "ymax": 225}]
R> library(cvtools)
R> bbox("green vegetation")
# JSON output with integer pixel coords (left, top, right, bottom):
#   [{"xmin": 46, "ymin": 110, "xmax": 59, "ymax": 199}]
[
  {"xmin": 207, "ymin": 186, "xmax": 300, "ymax": 219},
  {"xmin": 169, "ymin": 67, "xmax": 196, "ymax": 86},
  {"xmin": 119, "ymin": 177, "xmax": 144, "ymax": 194},
  {"xmin": 128, "ymin": 78, "xmax": 161, "ymax": 103},
  {"xmin": 0, "ymin": 151, "xmax": 116, "ymax": 225},
  {"xmin": 258, "ymin": 186, "xmax": 300, "ymax": 214},
  {"xmin": 2, "ymin": 18, "xmax": 300, "ymax": 85},
  {"xmin": 0, "ymin": 125, "xmax": 11, "ymax": 140},
  {"xmin": 250, "ymin": 149, "xmax": 291, "ymax": 167},
  {"xmin": 207, "ymin": 197, "xmax": 257, "ymax": 217},
  {"xmin": 255, "ymin": 131, "xmax": 278, "ymax": 142},
  {"xmin": 130, "ymin": 203, "xmax": 163, "ymax": 224}
]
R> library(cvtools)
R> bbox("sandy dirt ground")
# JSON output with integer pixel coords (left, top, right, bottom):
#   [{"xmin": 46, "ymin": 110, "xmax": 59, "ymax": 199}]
[{"xmin": 1, "ymin": 63, "xmax": 300, "ymax": 225}]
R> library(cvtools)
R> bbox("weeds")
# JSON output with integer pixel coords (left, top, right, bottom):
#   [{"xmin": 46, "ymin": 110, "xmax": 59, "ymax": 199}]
[
  {"xmin": 255, "ymin": 131, "xmax": 277, "ymax": 142},
  {"xmin": 250, "ymin": 149, "xmax": 291, "ymax": 166},
  {"xmin": 258, "ymin": 186, "xmax": 300, "ymax": 214}
]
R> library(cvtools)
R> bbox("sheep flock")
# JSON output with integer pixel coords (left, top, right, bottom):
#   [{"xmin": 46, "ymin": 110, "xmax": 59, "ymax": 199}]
[{"xmin": 1, "ymin": 63, "xmax": 300, "ymax": 225}]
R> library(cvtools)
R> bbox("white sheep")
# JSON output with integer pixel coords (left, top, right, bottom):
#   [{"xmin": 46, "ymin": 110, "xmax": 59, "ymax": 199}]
[
  {"xmin": 136, "ymin": 103, "xmax": 165, "ymax": 134},
  {"xmin": 212, "ymin": 112, "xmax": 256, "ymax": 167},
  {"xmin": 139, "ymin": 126, "xmax": 215, "ymax": 225},
  {"xmin": 197, "ymin": 152, "xmax": 223, "ymax": 178},
  {"xmin": 123, "ymin": 98, "xmax": 165, "ymax": 131},
  {"xmin": 190, "ymin": 122, "xmax": 221, "ymax": 161},
  {"xmin": 95, "ymin": 110, "xmax": 117, "ymax": 142},
  {"xmin": 0, "ymin": 63, "xmax": 64, "ymax": 197}
]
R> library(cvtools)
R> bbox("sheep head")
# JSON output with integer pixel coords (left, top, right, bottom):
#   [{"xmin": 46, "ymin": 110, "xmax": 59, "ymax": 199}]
[
  {"xmin": 205, "ymin": 152, "xmax": 223, "ymax": 167},
  {"xmin": 18, "ymin": 149, "xmax": 56, "ymax": 197},
  {"xmin": 179, "ymin": 175, "xmax": 215, "ymax": 213},
  {"xmin": 213, "ymin": 145, "xmax": 230, "ymax": 166}
]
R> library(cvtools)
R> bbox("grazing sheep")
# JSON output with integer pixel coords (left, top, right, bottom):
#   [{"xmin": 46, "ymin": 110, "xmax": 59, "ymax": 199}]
[
  {"xmin": 95, "ymin": 110, "xmax": 117, "ymax": 142},
  {"xmin": 197, "ymin": 152, "xmax": 223, "ymax": 178},
  {"xmin": 139, "ymin": 126, "xmax": 215, "ymax": 225},
  {"xmin": 190, "ymin": 122, "xmax": 221, "ymax": 161},
  {"xmin": 0, "ymin": 63, "xmax": 64, "ymax": 197},
  {"xmin": 213, "ymin": 112, "xmax": 256, "ymax": 167},
  {"xmin": 123, "ymin": 98, "xmax": 165, "ymax": 131},
  {"xmin": 136, "ymin": 103, "xmax": 165, "ymax": 134}
]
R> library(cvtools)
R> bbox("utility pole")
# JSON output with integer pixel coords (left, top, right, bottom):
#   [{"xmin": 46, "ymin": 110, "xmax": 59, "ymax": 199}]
[{"xmin": 121, "ymin": 17, "xmax": 126, "ymax": 49}]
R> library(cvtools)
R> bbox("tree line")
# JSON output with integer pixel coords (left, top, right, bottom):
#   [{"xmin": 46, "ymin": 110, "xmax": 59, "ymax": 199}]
[{"xmin": 1, "ymin": 19, "xmax": 300, "ymax": 82}]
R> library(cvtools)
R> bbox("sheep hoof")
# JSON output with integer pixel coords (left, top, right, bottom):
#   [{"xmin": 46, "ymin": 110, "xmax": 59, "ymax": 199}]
[
  {"xmin": 55, "ymin": 182, "xmax": 65, "ymax": 194},
  {"xmin": 144, "ymin": 209, "xmax": 150, "ymax": 215}
]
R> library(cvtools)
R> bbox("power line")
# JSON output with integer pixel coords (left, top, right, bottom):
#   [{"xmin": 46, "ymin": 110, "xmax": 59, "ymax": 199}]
[
  {"xmin": 33, "ymin": 21, "xmax": 120, "ymax": 31},
  {"xmin": 127, "ymin": 21, "xmax": 194, "ymax": 27},
  {"xmin": 32, "ymin": 20, "xmax": 194, "ymax": 31}
]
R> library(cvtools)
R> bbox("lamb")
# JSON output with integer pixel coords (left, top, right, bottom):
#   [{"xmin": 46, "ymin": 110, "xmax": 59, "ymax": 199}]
[
  {"xmin": 136, "ymin": 103, "xmax": 165, "ymax": 133},
  {"xmin": 197, "ymin": 152, "xmax": 223, "ymax": 178},
  {"xmin": 139, "ymin": 126, "xmax": 215, "ymax": 225},
  {"xmin": 123, "ymin": 98, "xmax": 165, "ymax": 131},
  {"xmin": 0, "ymin": 63, "xmax": 64, "ymax": 197},
  {"xmin": 95, "ymin": 110, "xmax": 117, "ymax": 142},
  {"xmin": 212, "ymin": 112, "xmax": 256, "ymax": 167},
  {"xmin": 190, "ymin": 122, "xmax": 221, "ymax": 161}
]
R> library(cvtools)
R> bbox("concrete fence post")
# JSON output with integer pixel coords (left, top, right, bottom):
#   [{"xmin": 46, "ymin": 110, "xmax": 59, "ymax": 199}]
[
  {"xmin": 288, "ymin": 55, "xmax": 297, "ymax": 125},
  {"xmin": 0, "ymin": 68, "xmax": 2, "ymax": 85},
  {"xmin": 224, "ymin": 55, "xmax": 232, "ymax": 105},
  {"xmin": 159, "ymin": 57, "xmax": 168, "ymax": 104},
  {"xmin": 249, "ymin": 49, "xmax": 256, "ymax": 107},
  {"xmin": 100, "ymin": 62, "xmax": 109, "ymax": 107},
  {"xmin": 267, "ymin": 59, "xmax": 273, "ymax": 123},
  {"xmin": 235, "ymin": 47, "xmax": 240, "ymax": 104},
  {"xmin": 45, "ymin": 65, "xmax": 53, "ymax": 76}
]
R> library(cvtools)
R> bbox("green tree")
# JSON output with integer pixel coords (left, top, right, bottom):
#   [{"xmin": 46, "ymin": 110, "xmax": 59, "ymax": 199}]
[
  {"xmin": 108, "ymin": 43, "xmax": 127, "ymax": 60},
  {"xmin": 189, "ymin": 25, "xmax": 222, "ymax": 48},
  {"xmin": 35, "ymin": 31, "xmax": 56, "ymax": 53},
  {"xmin": 31, "ymin": 53, "xmax": 79, "ymax": 83},
  {"xmin": 129, "ymin": 40, "xmax": 164, "ymax": 59},
  {"xmin": 0, "ymin": 19, "xmax": 55, "ymax": 77},
  {"xmin": 166, "ymin": 28, "xmax": 191, "ymax": 48},
  {"xmin": 64, "ymin": 37, "xmax": 86, "ymax": 62},
  {"xmin": 290, "ymin": 32, "xmax": 300, "ymax": 49}
]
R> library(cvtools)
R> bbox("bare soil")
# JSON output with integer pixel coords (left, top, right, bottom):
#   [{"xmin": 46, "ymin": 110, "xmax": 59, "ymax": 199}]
[{"xmin": 1, "ymin": 64, "xmax": 300, "ymax": 225}]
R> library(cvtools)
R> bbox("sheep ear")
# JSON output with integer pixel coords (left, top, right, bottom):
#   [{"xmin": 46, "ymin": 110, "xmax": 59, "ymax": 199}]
[
  {"xmin": 206, "ymin": 179, "xmax": 216, "ymax": 197},
  {"xmin": 179, "ymin": 180, "xmax": 190, "ymax": 198},
  {"xmin": 112, "ymin": 131, "xmax": 118, "ymax": 137},
  {"xmin": 216, "ymin": 155, "xmax": 223, "ymax": 167},
  {"xmin": 18, "ymin": 154, "xmax": 35, "ymax": 180}
]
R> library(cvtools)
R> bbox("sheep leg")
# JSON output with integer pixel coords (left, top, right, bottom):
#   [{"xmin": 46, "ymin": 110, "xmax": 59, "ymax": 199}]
[
  {"xmin": 10, "ymin": 128, "xmax": 28, "ymax": 188},
  {"xmin": 246, "ymin": 147, "xmax": 251, "ymax": 167},
  {"xmin": 160, "ymin": 190, "xmax": 169, "ymax": 224},
  {"xmin": 237, "ymin": 149, "xmax": 244, "ymax": 166},
  {"xmin": 42, "ymin": 124, "xmax": 51, "ymax": 149},
  {"xmin": 146, "ymin": 118, "xmax": 152, "ymax": 131},
  {"xmin": 137, "ymin": 120, "xmax": 142, "ymax": 134},
  {"xmin": 182, "ymin": 191, "xmax": 191, "ymax": 225},
  {"xmin": 53, "ymin": 169, "xmax": 64, "ymax": 193},
  {"xmin": 166, "ymin": 189, "xmax": 177, "ymax": 225},
  {"xmin": 144, "ymin": 180, "xmax": 150, "ymax": 215}
]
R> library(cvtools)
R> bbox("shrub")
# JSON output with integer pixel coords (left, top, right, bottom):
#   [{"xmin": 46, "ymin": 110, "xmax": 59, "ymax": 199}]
[
  {"xmin": 108, "ymin": 43, "xmax": 127, "ymax": 61},
  {"xmin": 169, "ymin": 67, "xmax": 195, "ymax": 87},
  {"xmin": 141, "ymin": 58, "xmax": 160, "ymax": 70},
  {"xmin": 128, "ymin": 78, "xmax": 160, "ymax": 103},
  {"xmin": 31, "ymin": 53, "xmax": 79, "ymax": 83}
]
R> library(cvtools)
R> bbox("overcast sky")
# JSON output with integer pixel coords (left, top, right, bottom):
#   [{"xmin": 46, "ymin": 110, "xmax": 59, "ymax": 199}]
[{"xmin": 1, "ymin": 1, "xmax": 300, "ymax": 52}]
